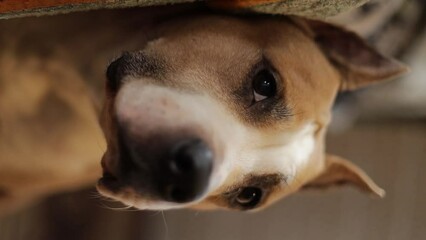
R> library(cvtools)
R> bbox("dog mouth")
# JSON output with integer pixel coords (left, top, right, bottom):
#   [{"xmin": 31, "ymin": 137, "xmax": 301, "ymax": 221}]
[
  {"xmin": 98, "ymin": 154, "xmax": 124, "ymax": 194},
  {"xmin": 97, "ymin": 171, "xmax": 123, "ymax": 194},
  {"xmin": 96, "ymin": 169, "xmax": 204, "ymax": 211}
]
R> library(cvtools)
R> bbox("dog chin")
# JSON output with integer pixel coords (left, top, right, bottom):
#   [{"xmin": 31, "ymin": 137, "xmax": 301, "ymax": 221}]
[
  {"xmin": 131, "ymin": 200, "xmax": 195, "ymax": 211},
  {"xmin": 96, "ymin": 182, "xmax": 197, "ymax": 211}
]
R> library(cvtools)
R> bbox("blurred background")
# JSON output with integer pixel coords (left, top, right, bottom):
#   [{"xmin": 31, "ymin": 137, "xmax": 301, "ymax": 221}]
[{"xmin": 1, "ymin": 0, "xmax": 425, "ymax": 239}]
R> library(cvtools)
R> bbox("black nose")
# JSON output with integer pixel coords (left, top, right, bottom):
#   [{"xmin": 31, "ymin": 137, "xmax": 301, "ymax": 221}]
[
  {"xmin": 160, "ymin": 139, "xmax": 213, "ymax": 203},
  {"xmin": 116, "ymin": 127, "xmax": 214, "ymax": 204}
]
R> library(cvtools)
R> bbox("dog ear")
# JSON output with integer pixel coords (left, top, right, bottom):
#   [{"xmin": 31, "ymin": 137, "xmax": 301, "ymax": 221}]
[
  {"xmin": 302, "ymin": 154, "xmax": 385, "ymax": 197},
  {"xmin": 290, "ymin": 17, "xmax": 408, "ymax": 91}
]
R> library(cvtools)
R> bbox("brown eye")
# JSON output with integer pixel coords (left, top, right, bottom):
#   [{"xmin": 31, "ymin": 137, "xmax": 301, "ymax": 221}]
[
  {"xmin": 236, "ymin": 187, "xmax": 262, "ymax": 208},
  {"xmin": 252, "ymin": 69, "xmax": 277, "ymax": 102}
]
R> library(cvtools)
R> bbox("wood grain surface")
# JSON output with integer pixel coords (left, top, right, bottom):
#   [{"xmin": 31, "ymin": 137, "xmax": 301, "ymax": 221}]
[
  {"xmin": 0, "ymin": 0, "xmax": 98, "ymax": 13},
  {"xmin": 0, "ymin": 0, "xmax": 368, "ymax": 19}
]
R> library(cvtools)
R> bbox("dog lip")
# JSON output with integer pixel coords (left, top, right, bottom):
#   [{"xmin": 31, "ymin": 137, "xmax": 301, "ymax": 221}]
[
  {"xmin": 102, "ymin": 171, "xmax": 116, "ymax": 180},
  {"xmin": 98, "ymin": 172, "xmax": 123, "ymax": 193}
]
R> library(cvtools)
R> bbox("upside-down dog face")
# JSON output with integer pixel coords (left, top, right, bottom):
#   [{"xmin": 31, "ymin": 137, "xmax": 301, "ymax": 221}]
[{"xmin": 97, "ymin": 13, "xmax": 407, "ymax": 211}]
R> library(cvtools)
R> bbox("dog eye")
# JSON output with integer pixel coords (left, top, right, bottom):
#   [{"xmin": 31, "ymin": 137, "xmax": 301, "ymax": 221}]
[
  {"xmin": 235, "ymin": 187, "xmax": 263, "ymax": 208},
  {"xmin": 252, "ymin": 69, "xmax": 277, "ymax": 102}
]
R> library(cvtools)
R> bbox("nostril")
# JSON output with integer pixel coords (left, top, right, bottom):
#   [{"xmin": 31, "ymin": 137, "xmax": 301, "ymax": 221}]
[
  {"xmin": 171, "ymin": 139, "xmax": 213, "ymax": 174},
  {"xmin": 160, "ymin": 138, "xmax": 213, "ymax": 203},
  {"xmin": 165, "ymin": 185, "xmax": 191, "ymax": 203},
  {"xmin": 171, "ymin": 147, "xmax": 195, "ymax": 174}
]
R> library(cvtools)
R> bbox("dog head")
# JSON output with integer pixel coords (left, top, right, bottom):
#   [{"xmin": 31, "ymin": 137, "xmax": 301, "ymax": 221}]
[{"xmin": 97, "ymin": 13, "xmax": 407, "ymax": 211}]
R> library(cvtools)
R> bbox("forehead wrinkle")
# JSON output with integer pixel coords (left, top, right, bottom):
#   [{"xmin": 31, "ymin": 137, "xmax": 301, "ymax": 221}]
[
  {"xmin": 225, "ymin": 173, "xmax": 287, "ymax": 193},
  {"xmin": 243, "ymin": 173, "xmax": 287, "ymax": 187}
]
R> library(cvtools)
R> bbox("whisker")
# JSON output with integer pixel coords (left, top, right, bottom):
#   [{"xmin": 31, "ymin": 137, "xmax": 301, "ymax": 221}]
[
  {"xmin": 89, "ymin": 192, "xmax": 120, "ymax": 202},
  {"xmin": 161, "ymin": 211, "xmax": 171, "ymax": 240},
  {"xmin": 284, "ymin": 172, "xmax": 304, "ymax": 193},
  {"xmin": 149, "ymin": 211, "xmax": 163, "ymax": 217},
  {"xmin": 98, "ymin": 202, "xmax": 140, "ymax": 211}
]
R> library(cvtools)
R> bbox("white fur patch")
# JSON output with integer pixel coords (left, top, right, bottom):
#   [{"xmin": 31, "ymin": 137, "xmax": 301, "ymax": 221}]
[
  {"xmin": 213, "ymin": 123, "xmax": 317, "ymax": 192},
  {"xmin": 242, "ymin": 123, "xmax": 316, "ymax": 181}
]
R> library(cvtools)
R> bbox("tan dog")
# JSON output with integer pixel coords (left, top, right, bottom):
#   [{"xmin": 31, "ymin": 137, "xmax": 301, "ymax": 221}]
[
  {"xmin": 0, "ymin": 5, "xmax": 406, "ymax": 213},
  {"xmin": 97, "ymin": 11, "xmax": 407, "ymax": 211}
]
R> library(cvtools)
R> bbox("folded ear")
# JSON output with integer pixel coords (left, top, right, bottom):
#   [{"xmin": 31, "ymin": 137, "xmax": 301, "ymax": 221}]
[
  {"xmin": 291, "ymin": 17, "xmax": 408, "ymax": 91},
  {"xmin": 302, "ymin": 154, "xmax": 385, "ymax": 197}
]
